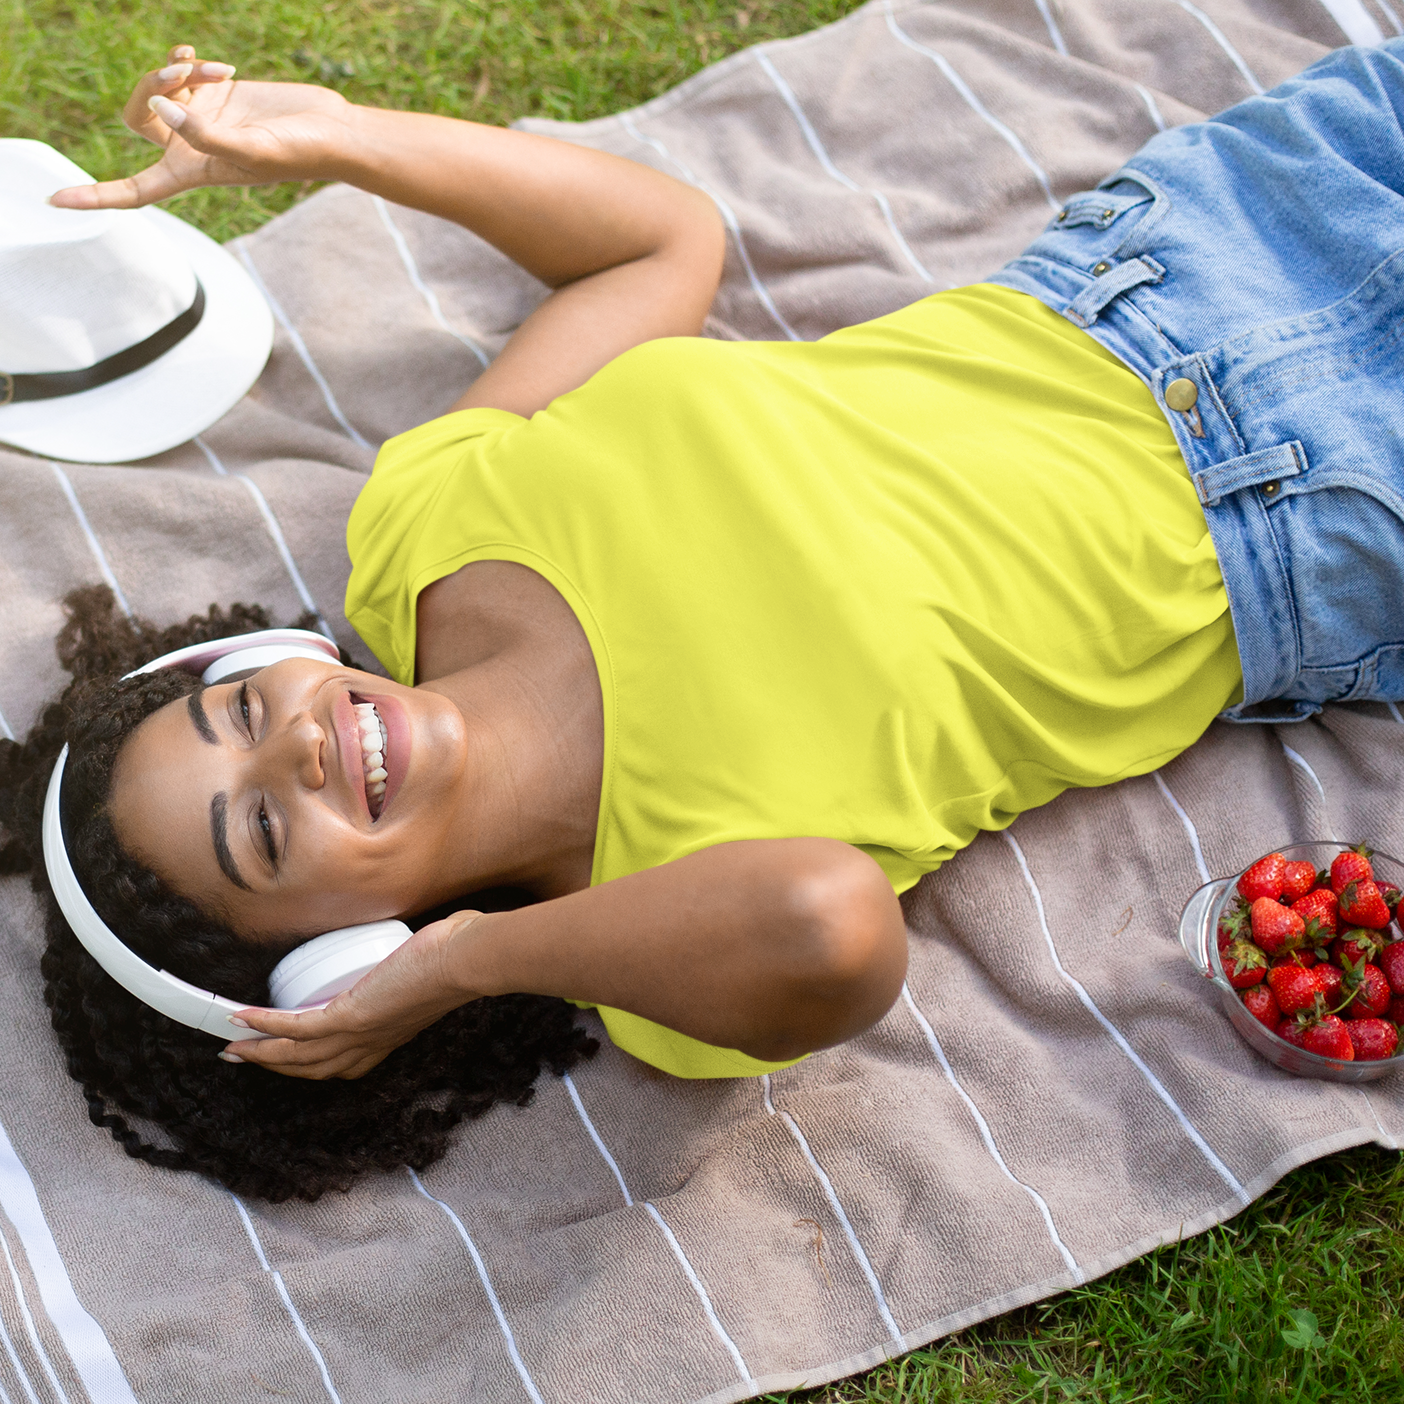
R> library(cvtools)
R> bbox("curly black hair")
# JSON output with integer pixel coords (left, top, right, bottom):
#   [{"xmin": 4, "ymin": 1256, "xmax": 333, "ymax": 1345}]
[{"xmin": 0, "ymin": 585, "xmax": 595, "ymax": 1202}]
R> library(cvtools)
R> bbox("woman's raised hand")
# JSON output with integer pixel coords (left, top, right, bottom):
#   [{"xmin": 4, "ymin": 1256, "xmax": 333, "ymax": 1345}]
[
  {"xmin": 49, "ymin": 44, "xmax": 353, "ymax": 211},
  {"xmin": 220, "ymin": 910, "xmax": 490, "ymax": 1082}
]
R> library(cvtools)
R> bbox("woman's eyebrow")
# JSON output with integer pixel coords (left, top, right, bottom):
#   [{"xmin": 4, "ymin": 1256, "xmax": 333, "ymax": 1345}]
[
  {"xmin": 210, "ymin": 791, "xmax": 251, "ymax": 891},
  {"xmin": 187, "ymin": 690, "xmax": 218, "ymax": 745}
]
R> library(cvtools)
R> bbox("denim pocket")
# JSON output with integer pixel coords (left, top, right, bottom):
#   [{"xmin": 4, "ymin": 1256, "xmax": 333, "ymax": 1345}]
[{"xmin": 1048, "ymin": 186, "xmax": 1152, "ymax": 232}]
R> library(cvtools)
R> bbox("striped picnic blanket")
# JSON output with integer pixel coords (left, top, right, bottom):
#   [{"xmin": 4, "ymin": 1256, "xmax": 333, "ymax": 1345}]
[{"xmin": 1, "ymin": 2, "xmax": 1401, "ymax": 1401}]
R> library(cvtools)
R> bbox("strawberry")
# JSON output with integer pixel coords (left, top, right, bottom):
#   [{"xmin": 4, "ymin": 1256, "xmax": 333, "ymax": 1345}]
[
  {"xmin": 1346, "ymin": 1018, "xmax": 1399, "ymax": 1061},
  {"xmin": 1338, "ymin": 878, "xmax": 1391, "ymax": 930},
  {"xmin": 1251, "ymin": 897, "xmax": 1305, "ymax": 956},
  {"xmin": 1316, "ymin": 963, "xmax": 1344, "ymax": 1005},
  {"xmin": 1277, "ymin": 1018, "xmax": 1309, "ymax": 1049},
  {"xmin": 1330, "ymin": 844, "xmax": 1375, "ymax": 895},
  {"xmin": 1272, "ymin": 949, "xmax": 1319, "ymax": 969},
  {"xmin": 1238, "ymin": 852, "xmax": 1287, "ymax": 902},
  {"xmin": 1302, "ymin": 1014, "xmax": 1355, "ymax": 1060},
  {"xmin": 1267, "ymin": 963, "xmax": 1322, "ymax": 1016},
  {"xmin": 1217, "ymin": 896, "xmax": 1251, "ymax": 952},
  {"xmin": 1290, "ymin": 887, "xmax": 1338, "ymax": 940},
  {"xmin": 1343, "ymin": 963, "xmax": 1391, "ymax": 1020},
  {"xmin": 1388, "ymin": 994, "xmax": 1404, "ymax": 1025},
  {"xmin": 1281, "ymin": 860, "xmax": 1317, "ymax": 903},
  {"xmin": 1378, "ymin": 881, "xmax": 1402, "ymax": 917},
  {"xmin": 1241, "ymin": 985, "xmax": 1279, "ymax": 1029},
  {"xmin": 1377, "ymin": 940, "xmax": 1404, "ymax": 994},
  {"xmin": 1331, "ymin": 930, "xmax": 1385, "ymax": 967},
  {"xmin": 1223, "ymin": 940, "xmax": 1267, "ymax": 989}
]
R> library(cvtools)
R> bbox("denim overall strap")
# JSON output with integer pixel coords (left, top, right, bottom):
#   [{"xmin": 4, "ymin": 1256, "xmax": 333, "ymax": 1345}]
[{"xmin": 988, "ymin": 41, "xmax": 1404, "ymax": 722}]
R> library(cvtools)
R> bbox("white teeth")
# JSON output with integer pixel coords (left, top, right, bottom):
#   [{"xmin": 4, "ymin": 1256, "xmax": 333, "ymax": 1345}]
[{"xmin": 352, "ymin": 701, "xmax": 390, "ymax": 816}]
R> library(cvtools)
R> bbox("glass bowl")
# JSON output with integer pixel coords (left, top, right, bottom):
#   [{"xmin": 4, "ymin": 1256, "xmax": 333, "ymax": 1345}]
[{"xmin": 1178, "ymin": 840, "xmax": 1404, "ymax": 1082}]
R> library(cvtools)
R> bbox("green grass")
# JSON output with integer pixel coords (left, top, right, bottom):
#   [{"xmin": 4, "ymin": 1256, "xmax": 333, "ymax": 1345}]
[
  {"xmin": 774, "ymin": 1144, "xmax": 1404, "ymax": 1403},
  {"xmin": 1, "ymin": 0, "xmax": 865, "ymax": 241},
  {"xmin": 5, "ymin": 3, "xmax": 1403, "ymax": 1400}
]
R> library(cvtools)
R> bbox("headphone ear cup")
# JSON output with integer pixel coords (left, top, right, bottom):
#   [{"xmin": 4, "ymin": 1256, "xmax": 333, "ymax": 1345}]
[{"xmin": 268, "ymin": 920, "xmax": 412, "ymax": 1009}]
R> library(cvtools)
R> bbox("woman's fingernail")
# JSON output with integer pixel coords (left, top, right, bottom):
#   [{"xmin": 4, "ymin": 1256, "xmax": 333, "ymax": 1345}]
[
  {"xmin": 217, "ymin": 1052, "xmax": 244, "ymax": 1064},
  {"xmin": 200, "ymin": 62, "xmax": 236, "ymax": 78},
  {"xmin": 158, "ymin": 63, "xmax": 193, "ymax": 82},
  {"xmin": 229, "ymin": 1017, "xmax": 250, "ymax": 1028},
  {"xmin": 148, "ymin": 95, "xmax": 186, "ymax": 129}
]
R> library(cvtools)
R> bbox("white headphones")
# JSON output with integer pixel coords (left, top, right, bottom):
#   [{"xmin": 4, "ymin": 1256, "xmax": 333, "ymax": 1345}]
[{"xmin": 41, "ymin": 629, "xmax": 411, "ymax": 1043}]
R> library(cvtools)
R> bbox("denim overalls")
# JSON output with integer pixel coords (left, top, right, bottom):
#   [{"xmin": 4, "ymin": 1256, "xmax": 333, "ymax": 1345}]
[{"xmin": 987, "ymin": 40, "xmax": 1404, "ymax": 722}]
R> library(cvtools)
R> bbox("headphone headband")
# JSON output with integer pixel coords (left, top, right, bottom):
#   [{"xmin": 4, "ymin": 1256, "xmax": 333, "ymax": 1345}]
[{"xmin": 40, "ymin": 629, "xmax": 410, "ymax": 1041}]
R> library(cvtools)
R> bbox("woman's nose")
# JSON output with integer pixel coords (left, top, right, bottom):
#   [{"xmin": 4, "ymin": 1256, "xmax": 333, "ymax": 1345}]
[{"xmin": 268, "ymin": 709, "xmax": 326, "ymax": 789}]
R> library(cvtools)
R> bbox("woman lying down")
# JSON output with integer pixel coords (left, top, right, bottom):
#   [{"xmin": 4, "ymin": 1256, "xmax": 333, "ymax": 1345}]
[{"xmin": 2, "ymin": 40, "xmax": 1402, "ymax": 1201}]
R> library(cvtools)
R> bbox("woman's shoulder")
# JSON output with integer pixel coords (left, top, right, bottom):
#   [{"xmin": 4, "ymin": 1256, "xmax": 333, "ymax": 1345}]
[
  {"xmin": 344, "ymin": 406, "xmax": 524, "ymax": 680},
  {"xmin": 350, "ymin": 405, "xmax": 521, "ymax": 545},
  {"xmin": 376, "ymin": 405, "xmax": 525, "ymax": 483}
]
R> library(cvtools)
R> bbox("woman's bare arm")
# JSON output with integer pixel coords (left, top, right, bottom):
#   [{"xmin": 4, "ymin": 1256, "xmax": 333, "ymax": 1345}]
[
  {"xmin": 224, "ymin": 839, "xmax": 909, "ymax": 1080},
  {"xmin": 51, "ymin": 45, "xmax": 726, "ymax": 417},
  {"xmin": 334, "ymin": 107, "xmax": 725, "ymax": 416}
]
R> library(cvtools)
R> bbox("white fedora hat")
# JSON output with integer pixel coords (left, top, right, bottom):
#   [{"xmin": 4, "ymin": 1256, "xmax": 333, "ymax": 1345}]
[{"xmin": 0, "ymin": 139, "xmax": 274, "ymax": 464}]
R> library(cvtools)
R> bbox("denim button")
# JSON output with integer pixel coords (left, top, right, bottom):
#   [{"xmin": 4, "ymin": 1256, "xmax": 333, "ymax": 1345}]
[
  {"xmin": 1091, "ymin": 260, "xmax": 1111, "ymax": 275},
  {"xmin": 1262, "ymin": 480, "xmax": 1280, "ymax": 497},
  {"xmin": 1165, "ymin": 378, "xmax": 1199, "ymax": 411}
]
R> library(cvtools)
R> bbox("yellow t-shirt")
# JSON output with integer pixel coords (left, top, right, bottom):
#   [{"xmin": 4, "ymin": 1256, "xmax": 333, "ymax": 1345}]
[{"xmin": 345, "ymin": 284, "xmax": 1242, "ymax": 1078}]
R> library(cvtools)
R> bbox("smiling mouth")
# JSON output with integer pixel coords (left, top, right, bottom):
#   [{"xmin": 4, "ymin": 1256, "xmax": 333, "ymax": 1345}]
[{"xmin": 352, "ymin": 701, "xmax": 389, "ymax": 818}]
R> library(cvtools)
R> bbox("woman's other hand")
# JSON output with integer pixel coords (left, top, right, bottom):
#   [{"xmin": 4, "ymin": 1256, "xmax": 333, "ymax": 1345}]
[
  {"xmin": 49, "ymin": 44, "xmax": 350, "ymax": 210},
  {"xmin": 221, "ymin": 909, "xmax": 487, "ymax": 1081}
]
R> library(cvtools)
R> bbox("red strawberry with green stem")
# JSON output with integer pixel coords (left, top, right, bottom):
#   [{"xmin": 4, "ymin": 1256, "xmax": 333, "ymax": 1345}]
[
  {"xmin": 1330, "ymin": 844, "xmax": 1375, "ymax": 895},
  {"xmin": 1332, "ymin": 929, "xmax": 1385, "ymax": 968},
  {"xmin": 1281, "ymin": 860, "xmax": 1317, "ymax": 903},
  {"xmin": 1241, "ymin": 985, "xmax": 1279, "ymax": 1029},
  {"xmin": 1277, "ymin": 1018, "xmax": 1310, "ymax": 1050},
  {"xmin": 1339, "ymin": 879, "xmax": 1391, "ymax": 930},
  {"xmin": 1251, "ymin": 897, "xmax": 1305, "ymax": 957},
  {"xmin": 1238, "ymin": 853, "xmax": 1287, "ymax": 902},
  {"xmin": 1302, "ymin": 1014, "xmax": 1355, "ymax": 1060},
  {"xmin": 1223, "ymin": 940, "xmax": 1267, "ymax": 989},
  {"xmin": 1343, "ymin": 963, "xmax": 1391, "ymax": 1020},
  {"xmin": 1267, "ymin": 963, "xmax": 1322, "ymax": 1016},
  {"xmin": 1290, "ymin": 887, "xmax": 1338, "ymax": 940},
  {"xmin": 1346, "ymin": 1019, "xmax": 1398, "ymax": 1061}
]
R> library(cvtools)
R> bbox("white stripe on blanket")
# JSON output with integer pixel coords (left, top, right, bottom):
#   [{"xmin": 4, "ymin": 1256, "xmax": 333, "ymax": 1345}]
[{"xmin": 0, "ymin": 1118, "xmax": 137, "ymax": 1403}]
